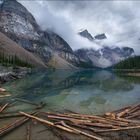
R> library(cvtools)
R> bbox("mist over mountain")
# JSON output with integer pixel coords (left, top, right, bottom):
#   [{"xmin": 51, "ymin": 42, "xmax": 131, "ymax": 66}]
[
  {"xmin": 76, "ymin": 29, "xmax": 134, "ymax": 68},
  {"xmin": 19, "ymin": 0, "xmax": 140, "ymax": 54},
  {"xmin": 0, "ymin": 0, "xmax": 137, "ymax": 69}
]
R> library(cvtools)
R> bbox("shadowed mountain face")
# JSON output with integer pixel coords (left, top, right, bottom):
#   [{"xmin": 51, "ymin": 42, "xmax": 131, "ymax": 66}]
[
  {"xmin": 0, "ymin": 0, "xmax": 79, "ymax": 69},
  {"xmin": 94, "ymin": 33, "xmax": 107, "ymax": 40},
  {"xmin": 78, "ymin": 29, "xmax": 94, "ymax": 41},
  {"xmin": 76, "ymin": 30, "xmax": 134, "ymax": 68},
  {"xmin": 78, "ymin": 30, "xmax": 107, "ymax": 41}
]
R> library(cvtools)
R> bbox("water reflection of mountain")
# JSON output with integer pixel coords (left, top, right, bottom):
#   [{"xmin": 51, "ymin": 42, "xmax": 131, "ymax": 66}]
[
  {"xmin": 7, "ymin": 70, "xmax": 134, "ymax": 100},
  {"xmin": 60, "ymin": 70, "xmax": 134, "ymax": 92},
  {"xmin": 4, "ymin": 69, "xmax": 140, "ymax": 115}
]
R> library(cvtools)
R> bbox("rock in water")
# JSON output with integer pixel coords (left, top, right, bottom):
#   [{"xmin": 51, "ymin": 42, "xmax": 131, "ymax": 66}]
[{"xmin": 0, "ymin": 88, "xmax": 6, "ymax": 92}]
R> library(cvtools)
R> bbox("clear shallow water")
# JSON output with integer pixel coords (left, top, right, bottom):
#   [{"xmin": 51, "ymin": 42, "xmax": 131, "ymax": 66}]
[{"xmin": 3, "ymin": 69, "xmax": 140, "ymax": 115}]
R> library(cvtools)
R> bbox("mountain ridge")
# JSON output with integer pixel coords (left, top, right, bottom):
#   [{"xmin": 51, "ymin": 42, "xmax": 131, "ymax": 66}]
[
  {"xmin": 76, "ymin": 30, "xmax": 135, "ymax": 68},
  {"xmin": 0, "ymin": 0, "xmax": 136, "ymax": 69},
  {"xmin": 0, "ymin": 0, "xmax": 80, "ymax": 69}
]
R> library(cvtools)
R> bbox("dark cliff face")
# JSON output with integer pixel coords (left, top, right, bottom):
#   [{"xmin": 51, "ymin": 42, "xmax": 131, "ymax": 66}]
[
  {"xmin": 94, "ymin": 33, "xmax": 107, "ymax": 40},
  {"xmin": 78, "ymin": 30, "xmax": 94, "ymax": 41},
  {"xmin": 44, "ymin": 31, "xmax": 73, "ymax": 53},
  {"xmin": 78, "ymin": 29, "xmax": 107, "ymax": 41},
  {"xmin": 0, "ymin": 0, "xmax": 79, "ymax": 67},
  {"xmin": 44, "ymin": 31, "xmax": 79, "ymax": 65}
]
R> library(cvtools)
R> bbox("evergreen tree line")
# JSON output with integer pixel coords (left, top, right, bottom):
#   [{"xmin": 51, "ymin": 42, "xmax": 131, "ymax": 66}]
[
  {"xmin": 114, "ymin": 56, "xmax": 140, "ymax": 69},
  {"xmin": 0, "ymin": 52, "xmax": 33, "ymax": 68}
]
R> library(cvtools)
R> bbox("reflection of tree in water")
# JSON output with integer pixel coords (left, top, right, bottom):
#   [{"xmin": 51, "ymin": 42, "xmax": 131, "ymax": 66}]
[
  {"xmin": 60, "ymin": 70, "xmax": 134, "ymax": 92},
  {"xmin": 12, "ymin": 70, "xmax": 135, "ymax": 101},
  {"xmin": 119, "ymin": 75, "xmax": 140, "ymax": 84}
]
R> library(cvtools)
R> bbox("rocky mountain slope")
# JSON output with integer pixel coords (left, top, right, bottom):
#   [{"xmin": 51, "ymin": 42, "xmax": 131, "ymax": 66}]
[
  {"xmin": 0, "ymin": 32, "xmax": 46, "ymax": 67},
  {"xmin": 75, "ymin": 47, "xmax": 134, "ymax": 68},
  {"xmin": 0, "ymin": 0, "xmax": 79, "ymax": 69},
  {"xmin": 0, "ymin": 0, "xmax": 135, "ymax": 69},
  {"xmin": 76, "ymin": 30, "xmax": 134, "ymax": 68}
]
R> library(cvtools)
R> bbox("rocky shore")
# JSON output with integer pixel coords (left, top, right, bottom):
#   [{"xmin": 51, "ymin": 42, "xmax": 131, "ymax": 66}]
[{"xmin": 0, "ymin": 66, "xmax": 31, "ymax": 84}]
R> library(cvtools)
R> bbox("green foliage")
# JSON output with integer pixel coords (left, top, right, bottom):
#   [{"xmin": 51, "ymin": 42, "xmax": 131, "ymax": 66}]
[
  {"xmin": 0, "ymin": 52, "xmax": 33, "ymax": 68},
  {"xmin": 114, "ymin": 56, "xmax": 140, "ymax": 69}
]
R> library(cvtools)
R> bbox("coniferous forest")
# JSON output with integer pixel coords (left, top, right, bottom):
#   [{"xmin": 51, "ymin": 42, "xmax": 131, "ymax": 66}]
[
  {"xmin": 114, "ymin": 56, "xmax": 140, "ymax": 69},
  {"xmin": 0, "ymin": 52, "xmax": 33, "ymax": 68}
]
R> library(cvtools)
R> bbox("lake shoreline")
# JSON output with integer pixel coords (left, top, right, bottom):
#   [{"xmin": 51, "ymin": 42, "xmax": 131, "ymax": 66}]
[
  {"xmin": 0, "ymin": 66, "xmax": 31, "ymax": 84},
  {"xmin": 113, "ymin": 69, "xmax": 140, "ymax": 77}
]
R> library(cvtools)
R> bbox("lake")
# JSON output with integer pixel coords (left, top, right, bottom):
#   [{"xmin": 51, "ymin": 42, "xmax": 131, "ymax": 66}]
[
  {"xmin": 2, "ymin": 69, "xmax": 140, "ymax": 115},
  {"xmin": 1, "ymin": 69, "xmax": 140, "ymax": 140}
]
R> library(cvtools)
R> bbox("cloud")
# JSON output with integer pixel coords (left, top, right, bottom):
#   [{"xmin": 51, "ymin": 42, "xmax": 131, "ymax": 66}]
[
  {"xmin": 19, "ymin": 0, "xmax": 140, "ymax": 54},
  {"xmin": 19, "ymin": 0, "xmax": 101, "ymax": 50}
]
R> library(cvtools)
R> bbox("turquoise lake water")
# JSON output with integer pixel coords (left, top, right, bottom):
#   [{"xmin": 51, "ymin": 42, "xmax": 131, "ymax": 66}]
[{"xmin": 3, "ymin": 69, "xmax": 140, "ymax": 115}]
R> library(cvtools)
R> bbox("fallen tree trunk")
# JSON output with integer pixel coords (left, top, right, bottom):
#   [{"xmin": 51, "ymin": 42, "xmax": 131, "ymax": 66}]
[
  {"xmin": 126, "ymin": 112, "xmax": 140, "ymax": 119},
  {"xmin": 95, "ymin": 125, "xmax": 140, "ymax": 133},
  {"xmin": 46, "ymin": 126, "xmax": 71, "ymax": 140},
  {"xmin": 0, "ymin": 103, "xmax": 9, "ymax": 113},
  {"xmin": 41, "ymin": 112, "xmax": 128, "ymax": 127},
  {"xmin": 15, "ymin": 98, "xmax": 39, "ymax": 106},
  {"xmin": 0, "ymin": 113, "xmax": 24, "ymax": 119},
  {"xmin": 0, "ymin": 112, "xmax": 37, "ymax": 137},
  {"xmin": 60, "ymin": 121, "xmax": 103, "ymax": 140},
  {"xmin": 0, "ymin": 117, "xmax": 29, "ymax": 137},
  {"xmin": 15, "ymin": 98, "xmax": 46, "ymax": 109},
  {"xmin": 0, "ymin": 94, "xmax": 11, "ymax": 98},
  {"xmin": 19, "ymin": 112, "xmax": 79, "ymax": 134},
  {"xmin": 46, "ymin": 115, "xmax": 118, "ymax": 129},
  {"xmin": 26, "ymin": 124, "xmax": 31, "ymax": 140},
  {"xmin": 20, "ymin": 111, "xmax": 103, "ymax": 140},
  {"xmin": 117, "ymin": 103, "xmax": 140, "ymax": 118}
]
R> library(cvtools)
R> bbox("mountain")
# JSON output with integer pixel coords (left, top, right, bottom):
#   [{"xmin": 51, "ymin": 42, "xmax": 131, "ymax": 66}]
[
  {"xmin": 76, "ymin": 29, "xmax": 135, "ymax": 68},
  {"xmin": 78, "ymin": 29, "xmax": 94, "ymax": 41},
  {"xmin": 0, "ymin": 0, "xmax": 79, "ymax": 69},
  {"xmin": 75, "ymin": 47, "xmax": 134, "ymax": 68},
  {"xmin": 94, "ymin": 33, "xmax": 107, "ymax": 40},
  {"xmin": 0, "ymin": 32, "xmax": 46, "ymax": 67},
  {"xmin": 0, "ymin": 0, "xmax": 135, "ymax": 69},
  {"xmin": 78, "ymin": 30, "xmax": 107, "ymax": 41}
]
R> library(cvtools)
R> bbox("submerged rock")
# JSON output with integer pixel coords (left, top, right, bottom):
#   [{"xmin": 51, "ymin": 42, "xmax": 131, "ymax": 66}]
[{"xmin": 0, "ymin": 88, "xmax": 6, "ymax": 92}]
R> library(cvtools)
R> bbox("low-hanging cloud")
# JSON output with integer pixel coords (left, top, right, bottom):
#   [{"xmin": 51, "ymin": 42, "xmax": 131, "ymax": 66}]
[
  {"xmin": 19, "ymin": 0, "xmax": 101, "ymax": 50},
  {"xmin": 19, "ymin": 0, "xmax": 140, "ymax": 54}
]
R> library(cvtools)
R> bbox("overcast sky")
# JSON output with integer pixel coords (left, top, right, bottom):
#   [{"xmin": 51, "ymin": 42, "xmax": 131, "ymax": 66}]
[{"xmin": 19, "ymin": 0, "xmax": 140, "ymax": 54}]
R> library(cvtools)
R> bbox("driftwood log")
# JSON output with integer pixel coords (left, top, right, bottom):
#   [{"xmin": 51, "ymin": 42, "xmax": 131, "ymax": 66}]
[{"xmin": 20, "ymin": 111, "xmax": 103, "ymax": 140}]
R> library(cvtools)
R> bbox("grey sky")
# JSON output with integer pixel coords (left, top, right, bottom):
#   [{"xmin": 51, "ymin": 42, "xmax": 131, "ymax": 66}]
[{"xmin": 19, "ymin": 0, "xmax": 140, "ymax": 54}]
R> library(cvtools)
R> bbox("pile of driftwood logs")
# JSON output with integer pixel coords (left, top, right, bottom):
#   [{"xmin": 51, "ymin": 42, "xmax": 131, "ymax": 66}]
[{"xmin": 0, "ymin": 98, "xmax": 140, "ymax": 140}]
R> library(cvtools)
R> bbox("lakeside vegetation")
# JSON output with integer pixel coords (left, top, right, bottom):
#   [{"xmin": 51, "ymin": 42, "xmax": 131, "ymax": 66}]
[
  {"xmin": 114, "ymin": 56, "xmax": 140, "ymax": 69},
  {"xmin": 0, "ymin": 52, "xmax": 33, "ymax": 68}
]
